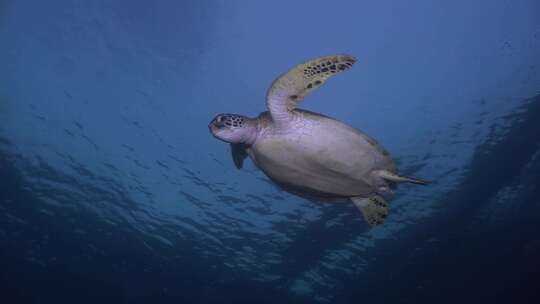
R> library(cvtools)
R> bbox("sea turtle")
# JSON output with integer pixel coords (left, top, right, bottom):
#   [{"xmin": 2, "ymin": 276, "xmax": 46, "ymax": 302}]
[{"xmin": 208, "ymin": 54, "xmax": 428, "ymax": 226}]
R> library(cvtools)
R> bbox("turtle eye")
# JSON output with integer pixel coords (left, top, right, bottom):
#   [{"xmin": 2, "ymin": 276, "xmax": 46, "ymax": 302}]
[{"xmin": 212, "ymin": 116, "xmax": 226, "ymax": 128}]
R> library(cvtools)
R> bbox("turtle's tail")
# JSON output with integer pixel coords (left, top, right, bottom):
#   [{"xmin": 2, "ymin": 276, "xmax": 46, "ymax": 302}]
[
  {"xmin": 401, "ymin": 176, "xmax": 430, "ymax": 185},
  {"xmin": 375, "ymin": 170, "xmax": 431, "ymax": 185}
]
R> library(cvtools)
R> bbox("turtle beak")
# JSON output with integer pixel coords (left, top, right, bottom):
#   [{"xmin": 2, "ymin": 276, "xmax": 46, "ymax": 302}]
[{"xmin": 209, "ymin": 119, "xmax": 226, "ymax": 141}]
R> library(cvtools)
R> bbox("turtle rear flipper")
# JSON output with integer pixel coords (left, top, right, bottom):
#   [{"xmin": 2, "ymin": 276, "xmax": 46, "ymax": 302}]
[{"xmin": 351, "ymin": 195, "xmax": 388, "ymax": 226}]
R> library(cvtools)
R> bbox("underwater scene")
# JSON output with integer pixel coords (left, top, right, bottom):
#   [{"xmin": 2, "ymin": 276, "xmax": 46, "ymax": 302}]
[{"xmin": 1, "ymin": 0, "xmax": 539, "ymax": 303}]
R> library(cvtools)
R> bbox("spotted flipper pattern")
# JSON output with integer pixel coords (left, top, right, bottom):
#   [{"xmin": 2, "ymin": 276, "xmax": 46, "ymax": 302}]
[
  {"xmin": 351, "ymin": 195, "xmax": 389, "ymax": 227},
  {"xmin": 266, "ymin": 55, "xmax": 356, "ymax": 124}
]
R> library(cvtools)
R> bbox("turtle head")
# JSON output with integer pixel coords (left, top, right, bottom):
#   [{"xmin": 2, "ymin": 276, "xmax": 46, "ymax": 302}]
[{"xmin": 209, "ymin": 114, "xmax": 257, "ymax": 144}]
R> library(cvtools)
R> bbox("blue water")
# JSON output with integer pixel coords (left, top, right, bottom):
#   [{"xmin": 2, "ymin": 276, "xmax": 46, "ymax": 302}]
[{"xmin": 1, "ymin": 1, "xmax": 539, "ymax": 303}]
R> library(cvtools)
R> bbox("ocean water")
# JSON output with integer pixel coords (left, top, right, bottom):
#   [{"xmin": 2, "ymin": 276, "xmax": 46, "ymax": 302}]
[{"xmin": 1, "ymin": 0, "xmax": 539, "ymax": 303}]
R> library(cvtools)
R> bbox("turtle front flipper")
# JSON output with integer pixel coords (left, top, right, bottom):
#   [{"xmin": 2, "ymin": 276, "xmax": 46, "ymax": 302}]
[
  {"xmin": 266, "ymin": 55, "xmax": 356, "ymax": 125},
  {"xmin": 230, "ymin": 143, "xmax": 248, "ymax": 169},
  {"xmin": 351, "ymin": 195, "xmax": 388, "ymax": 226}
]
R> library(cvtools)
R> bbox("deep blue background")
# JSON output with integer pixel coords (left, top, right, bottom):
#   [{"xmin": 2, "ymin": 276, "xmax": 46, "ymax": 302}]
[{"xmin": 1, "ymin": 0, "xmax": 540, "ymax": 303}]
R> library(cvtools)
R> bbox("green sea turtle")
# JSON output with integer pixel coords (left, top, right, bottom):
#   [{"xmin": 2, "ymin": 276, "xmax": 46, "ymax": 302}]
[{"xmin": 209, "ymin": 54, "xmax": 428, "ymax": 226}]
